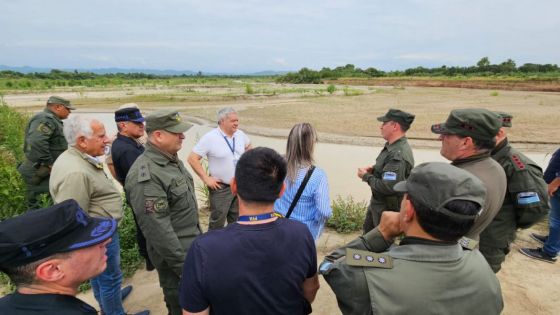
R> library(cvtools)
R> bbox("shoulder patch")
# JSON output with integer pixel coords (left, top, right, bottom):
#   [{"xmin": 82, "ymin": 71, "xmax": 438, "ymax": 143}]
[
  {"xmin": 345, "ymin": 248, "xmax": 393, "ymax": 269},
  {"xmin": 458, "ymin": 236, "xmax": 478, "ymax": 250},
  {"xmin": 36, "ymin": 122, "xmax": 53, "ymax": 135},
  {"xmin": 382, "ymin": 171, "xmax": 397, "ymax": 181},
  {"xmin": 137, "ymin": 163, "xmax": 151, "ymax": 182},
  {"xmin": 517, "ymin": 192, "xmax": 540, "ymax": 205},
  {"xmin": 144, "ymin": 197, "xmax": 168, "ymax": 214},
  {"xmin": 510, "ymin": 154, "xmax": 526, "ymax": 171}
]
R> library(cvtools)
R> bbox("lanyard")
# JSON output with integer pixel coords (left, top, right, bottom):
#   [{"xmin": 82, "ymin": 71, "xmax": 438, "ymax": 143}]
[
  {"xmin": 223, "ymin": 136, "xmax": 235, "ymax": 155},
  {"xmin": 238, "ymin": 212, "xmax": 276, "ymax": 222}
]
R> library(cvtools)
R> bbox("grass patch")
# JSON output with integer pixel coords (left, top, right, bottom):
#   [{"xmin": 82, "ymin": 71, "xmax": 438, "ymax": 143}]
[{"xmin": 327, "ymin": 196, "xmax": 367, "ymax": 233}]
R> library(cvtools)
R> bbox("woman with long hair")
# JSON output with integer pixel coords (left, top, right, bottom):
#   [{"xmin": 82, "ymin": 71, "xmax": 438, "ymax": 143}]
[{"xmin": 274, "ymin": 122, "xmax": 332, "ymax": 240}]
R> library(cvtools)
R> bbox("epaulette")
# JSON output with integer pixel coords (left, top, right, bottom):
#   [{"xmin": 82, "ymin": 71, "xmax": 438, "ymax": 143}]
[
  {"xmin": 137, "ymin": 162, "xmax": 151, "ymax": 182},
  {"xmin": 510, "ymin": 154, "xmax": 526, "ymax": 171},
  {"xmin": 346, "ymin": 248, "xmax": 393, "ymax": 269},
  {"xmin": 458, "ymin": 236, "xmax": 478, "ymax": 250}
]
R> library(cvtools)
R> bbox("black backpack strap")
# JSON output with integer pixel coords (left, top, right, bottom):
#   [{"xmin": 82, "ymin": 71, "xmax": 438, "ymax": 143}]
[{"xmin": 285, "ymin": 166, "xmax": 315, "ymax": 219}]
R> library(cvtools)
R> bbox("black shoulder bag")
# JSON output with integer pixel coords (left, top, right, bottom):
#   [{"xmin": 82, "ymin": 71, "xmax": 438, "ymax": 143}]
[{"xmin": 285, "ymin": 166, "xmax": 315, "ymax": 219}]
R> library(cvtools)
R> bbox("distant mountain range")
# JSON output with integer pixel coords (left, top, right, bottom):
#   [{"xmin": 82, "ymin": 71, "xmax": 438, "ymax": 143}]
[{"xmin": 0, "ymin": 65, "xmax": 288, "ymax": 76}]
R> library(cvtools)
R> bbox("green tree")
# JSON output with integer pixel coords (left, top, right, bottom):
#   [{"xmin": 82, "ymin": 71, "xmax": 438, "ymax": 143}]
[{"xmin": 477, "ymin": 57, "xmax": 491, "ymax": 68}]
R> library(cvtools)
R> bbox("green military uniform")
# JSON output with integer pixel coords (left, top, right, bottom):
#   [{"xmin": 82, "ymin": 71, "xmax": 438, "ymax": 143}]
[
  {"xmin": 321, "ymin": 163, "xmax": 503, "ymax": 315},
  {"xmin": 362, "ymin": 109, "xmax": 415, "ymax": 233},
  {"xmin": 125, "ymin": 110, "xmax": 199, "ymax": 315},
  {"xmin": 17, "ymin": 96, "xmax": 74, "ymax": 209},
  {"xmin": 481, "ymin": 113, "xmax": 549, "ymax": 272}
]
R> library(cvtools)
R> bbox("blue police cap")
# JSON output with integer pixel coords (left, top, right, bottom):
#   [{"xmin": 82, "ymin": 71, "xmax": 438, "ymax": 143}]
[
  {"xmin": 115, "ymin": 107, "xmax": 145, "ymax": 123},
  {"xmin": 0, "ymin": 199, "xmax": 116, "ymax": 270}
]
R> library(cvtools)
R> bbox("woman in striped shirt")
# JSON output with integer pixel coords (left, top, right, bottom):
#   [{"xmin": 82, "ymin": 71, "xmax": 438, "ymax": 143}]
[{"xmin": 274, "ymin": 123, "xmax": 332, "ymax": 241}]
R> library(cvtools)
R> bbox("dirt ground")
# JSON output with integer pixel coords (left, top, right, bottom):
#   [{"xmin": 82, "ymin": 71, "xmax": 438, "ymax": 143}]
[{"xmin": 3, "ymin": 85, "xmax": 560, "ymax": 314}]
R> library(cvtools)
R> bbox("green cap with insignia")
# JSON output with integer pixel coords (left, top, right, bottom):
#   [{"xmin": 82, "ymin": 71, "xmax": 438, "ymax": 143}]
[
  {"xmin": 393, "ymin": 162, "xmax": 486, "ymax": 219},
  {"xmin": 494, "ymin": 111, "xmax": 513, "ymax": 128},
  {"xmin": 377, "ymin": 108, "xmax": 415, "ymax": 128},
  {"xmin": 146, "ymin": 109, "xmax": 192, "ymax": 133},
  {"xmin": 46, "ymin": 96, "xmax": 76, "ymax": 110},
  {"xmin": 431, "ymin": 108, "xmax": 501, "ymax": 141}
]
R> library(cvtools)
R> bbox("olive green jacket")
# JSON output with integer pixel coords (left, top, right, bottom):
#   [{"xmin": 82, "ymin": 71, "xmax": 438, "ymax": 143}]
[
  {"xmin": 22, "ymin": 108, "xmax": 67, "ymax": 166},
  {"xmin": 362, "ymin": 137, "xmax": 414, "ymax": 212},
  {"xmin": 483, "ymin": 139, "xmax": 550, "ymax": 246},
  {"xmin": 321, "ymin": 229, "xmax": 503, "ymax": 315},
  {"xmin": 50, "ymin": 147, "xmax": 123, "ymax": 221},
  {"xmin": 125, "ymin": 143, "xmax": 201, "ymax": 277},
  {"xmin": 452, "ymin": 154, "xmax": 507, "ymax": 243}
]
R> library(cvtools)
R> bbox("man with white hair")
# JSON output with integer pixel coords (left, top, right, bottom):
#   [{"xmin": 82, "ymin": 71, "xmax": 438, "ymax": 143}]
[
  {"xmin": 188, "ymin": 107, "xmax": 252, "ymax": 229},
  {"xmin": 50, "ymin": 115, "xmax": 148, "ymax": 315}
]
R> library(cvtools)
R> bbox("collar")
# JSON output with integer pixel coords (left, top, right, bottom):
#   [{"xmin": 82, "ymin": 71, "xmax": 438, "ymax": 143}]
[
  {"xmin": 389, "ymin": 239, "xmax": 464, "ymax": 262},
  {"xmin": 217, "ymin": 126, "xmax": 236, "ymax": 139},
  {"xmin": 43, "ymin": 107, "xmax": 62, "ymax": 122},
  {"xmin": 8, "ymin": 291, "xmax": 97, "ymax": 313},
  {"xmin": 451, "ymin": 151, "xmax": 491, "ymax": 166},
  {"xmin": 116, "ymin": 133, "xmax": 143, "ymax": 148},
  {"xmin": 144, "ymin": 142, "xmax": 179, "ymax": 166},
  {"xmin": 491, "ymin": 138, "xmax": 510, "ymax": 159},
  {"xmin": 68, "ymin": 147, "xmax": 104, "ymax": 169},
  {"xmin": 384, "ymin": 136, "xmax": 407, "ymax": 151}
]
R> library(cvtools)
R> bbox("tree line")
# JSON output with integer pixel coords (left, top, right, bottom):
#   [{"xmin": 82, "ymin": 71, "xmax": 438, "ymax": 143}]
[{"xmin": 276, "ymin": 57, "xmax": 560, "ymax": 84}]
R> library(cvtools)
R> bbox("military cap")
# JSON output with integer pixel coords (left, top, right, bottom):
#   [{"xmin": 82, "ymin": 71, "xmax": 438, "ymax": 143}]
[
  {"xmin": 494, "ymin": 111, "xmax": 513, "ymax": 128},
  {"xmin": 115, "ymin": 107, "xmax": 145, "ymax": 123},
  {"xmin": 46, "ymin": 96, "xmax": 76, "ymax": 110},
  {"xmin": 146, "ymin": 109, "xmax": 192, "ymax": 133},
  {"xmin": 431, "ymin": 108, "xmax": 501, "ymax": 140},
  {"xmin": 394, "ymin": 162, "xmax": 486, "ymax": 219},
  {"xmin": 0, "ymin": 199, "xmax": 116, "ymax": 270},
  {"xmin": 377, "ymin": 109, "xmax": 415, "ymax": 128}
]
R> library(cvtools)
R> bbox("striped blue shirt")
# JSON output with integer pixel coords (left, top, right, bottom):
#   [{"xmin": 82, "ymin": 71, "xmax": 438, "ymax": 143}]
[{"xmin": 274, "ymin": 166, "xmax": 332, "ymax": 240}]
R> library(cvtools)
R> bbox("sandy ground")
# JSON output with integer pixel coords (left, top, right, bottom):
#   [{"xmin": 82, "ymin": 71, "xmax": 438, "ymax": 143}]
[{"xmin": 3, "ymin": 85, "xmax": 560, "ymax": 314}]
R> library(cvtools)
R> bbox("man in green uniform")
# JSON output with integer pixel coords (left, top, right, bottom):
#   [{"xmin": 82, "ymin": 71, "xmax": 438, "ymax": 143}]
[
  {"xmin": 320, "ymin": 162, "xmax": 503, "ymax": 315},
  {"xmin": 481, "ymin": 112, "xmax": 549, "ymax": 272},
  {"xmin": 431, "ymin": 109, "xmax": 507, "ymax": 247},
  {"xmin": 17, "ymin": 96, "xmax": 74, "ymax": 209},
  {"xmin": 358, "ymin": 108, "xmax": 415, "ymax": 233},
  {"xmin": 125, "ymin": 110, "xmax": 201, "ymax": 315}
]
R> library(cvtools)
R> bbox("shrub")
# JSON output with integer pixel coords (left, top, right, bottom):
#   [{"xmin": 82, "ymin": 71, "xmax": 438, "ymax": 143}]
[
  {"xmin": 490, "ymin": 91, "xmax": 499, "ymax": 96},
  {"xmin": 327, "ymin": 196, "xmax": 367, "ymax": 233},
  {"xmin": 245, "ymin": 84, "xmax": 254, "ymax": 94},
  {"xmin": 327, "ymin": 84, "xmax": 336, "ymax": 94}
]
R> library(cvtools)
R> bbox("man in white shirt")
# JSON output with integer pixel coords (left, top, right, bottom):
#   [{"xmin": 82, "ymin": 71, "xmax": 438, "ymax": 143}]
[{"xmin": 188, "ymin": 107, "xmax": 252, "ymax": 230}]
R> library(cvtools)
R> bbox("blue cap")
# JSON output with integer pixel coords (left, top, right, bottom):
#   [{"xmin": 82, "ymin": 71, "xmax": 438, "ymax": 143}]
[{"xmin": 115, "ymin": 107, "xmax": 145, "ymax": 123}]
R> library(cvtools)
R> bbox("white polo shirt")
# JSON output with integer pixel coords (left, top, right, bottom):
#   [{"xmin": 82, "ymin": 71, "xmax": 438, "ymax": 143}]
[{"xmin": 192, "ymin": 127, "xmax": 250, "ymax": 184}]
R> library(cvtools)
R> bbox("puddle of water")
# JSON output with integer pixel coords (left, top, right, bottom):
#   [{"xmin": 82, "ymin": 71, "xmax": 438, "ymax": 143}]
[{"xmin": 88, "ymin": 113, "xmax": 553, "ymax": 203}]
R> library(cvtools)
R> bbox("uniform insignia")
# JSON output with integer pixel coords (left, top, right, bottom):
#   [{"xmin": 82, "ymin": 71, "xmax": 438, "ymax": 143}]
[
  {"xmin": 382, "ymin": 171, "xmax": 397, "ymax": 181},
  {"xmin": 511, "ymin": 154, "xmax": 526, "ymax": 170},
  {"xmin": 458, "ymin": 236, "xmax": 478, "ymax": 250},
  {"xmin": 517, "ymin": 192, "xmax": 540, "ymax": 205},
  {"xmin": 138, "ymin": 163, "xmax": 151, "ymax": 182},
  {"xmin": 172, "ymin": 112, "xmax": 181, "ymax": 122},
  {"xmin": 346, "ymin": 248, "xmax": 393, "ymax": 269},
  {"xmin": 145, "ymin": 199, "xmax": 155, "ymax": 214},
  {"xmin": 319, "ymin": 261, "xmax": 333, "ymax": 275},
  {"xmin": 154, "ymin": 197, "xmax": 168, "ymax": 212},
  {"xmin": 36, "ymin": 122, "xmax": 53, "ymax": 135}
]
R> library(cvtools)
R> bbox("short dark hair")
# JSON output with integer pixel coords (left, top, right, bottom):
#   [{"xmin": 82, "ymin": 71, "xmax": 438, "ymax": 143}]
[
  {"xmin": 411, "ymin": 196, "xmax": 480, "ymax": 242},
  {"xmin": 471, "ymin": 136, "xmax": 496, "ymax": 151},
  {"xmin": 396, "ymin": 121, "xmax": 410, "ymax": 132},
  {"xmin": 3, "ymin": 252, "xmax": 71, "ymax": 287},
  {"xmin": 234, "ymin": 147, "xmax": 286, "ymax": 203}
]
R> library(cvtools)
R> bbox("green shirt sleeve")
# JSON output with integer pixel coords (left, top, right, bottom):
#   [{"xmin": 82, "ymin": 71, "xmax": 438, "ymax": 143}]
[
  {"xmin": 26, "ymin": 118, "xmax": 56, "ymax": 165},
  {"xmin": 363, "ymin": 155, "xmax": 410, "ymax": 196}
]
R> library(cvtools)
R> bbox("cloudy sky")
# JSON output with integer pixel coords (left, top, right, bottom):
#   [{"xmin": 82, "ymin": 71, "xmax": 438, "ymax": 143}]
[{"xmin": 1, "ymin": 0, "xmax": 559, "ymax": 73}]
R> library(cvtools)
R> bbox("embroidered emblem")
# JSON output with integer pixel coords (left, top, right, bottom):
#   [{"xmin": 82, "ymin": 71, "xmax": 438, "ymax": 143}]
[
  {"xmin": 382, "ymin": 171, "xmax": 397, "ymax": 181},
  {"xmin": 91, "ymin": 221, "xmax": 112, "ymax": 237},
  {"xmin": 517, "ymin": 192, "xmax": 540, "ymax": 205},
  {"xmin": 75, "ymin": 209, "xmax": 88, "ymax": 226},
  {"xmin": 172, "ymin": 112, "xmax": 181, "ymax": 122},
  {"xmin": 37, "ymin": 122, "xmax": 53, "ymax": 135},
  {"xmin": 154, "ymin": 197, "xmax": 168, "ymax": 212},
  {"xmin": 145, "ymin": 199, "xmax": 156, "ymax": 214}
]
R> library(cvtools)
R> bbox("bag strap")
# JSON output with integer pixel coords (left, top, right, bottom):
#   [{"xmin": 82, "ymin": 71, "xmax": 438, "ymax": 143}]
[{"xmin": 286, "ymin": 166, "xmax": 315, "ymax": 219}]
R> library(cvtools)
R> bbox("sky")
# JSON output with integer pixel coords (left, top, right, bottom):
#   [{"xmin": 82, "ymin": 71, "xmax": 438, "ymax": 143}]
[{"xmin": 1, "ymin": 0, "xmax": 559, "ymax": 73}]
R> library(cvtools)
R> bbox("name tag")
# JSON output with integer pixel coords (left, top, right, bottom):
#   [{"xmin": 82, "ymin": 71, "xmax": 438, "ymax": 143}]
[
  {"xmin": 382, "ymin": 171, "xmax": 397, "ymax": 181},
  {"xmin": 517, "ymin": 192, "xmax": 540, "ymax": 205}
]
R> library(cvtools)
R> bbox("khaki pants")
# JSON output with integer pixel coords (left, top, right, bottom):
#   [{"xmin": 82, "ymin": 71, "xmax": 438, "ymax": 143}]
[{"xmin": 208, "ymin": 185, "xmax": 239, "ymax": 230}]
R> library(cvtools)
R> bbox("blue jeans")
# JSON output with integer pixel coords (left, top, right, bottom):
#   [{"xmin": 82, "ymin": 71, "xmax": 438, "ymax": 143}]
[
  {"xmin": 543, "ymin": 192, "xmax": 560, "ymax": 257},
  {"xmin": 91, "ymin": 231, "xmax": 125, "ymax": 315}
]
